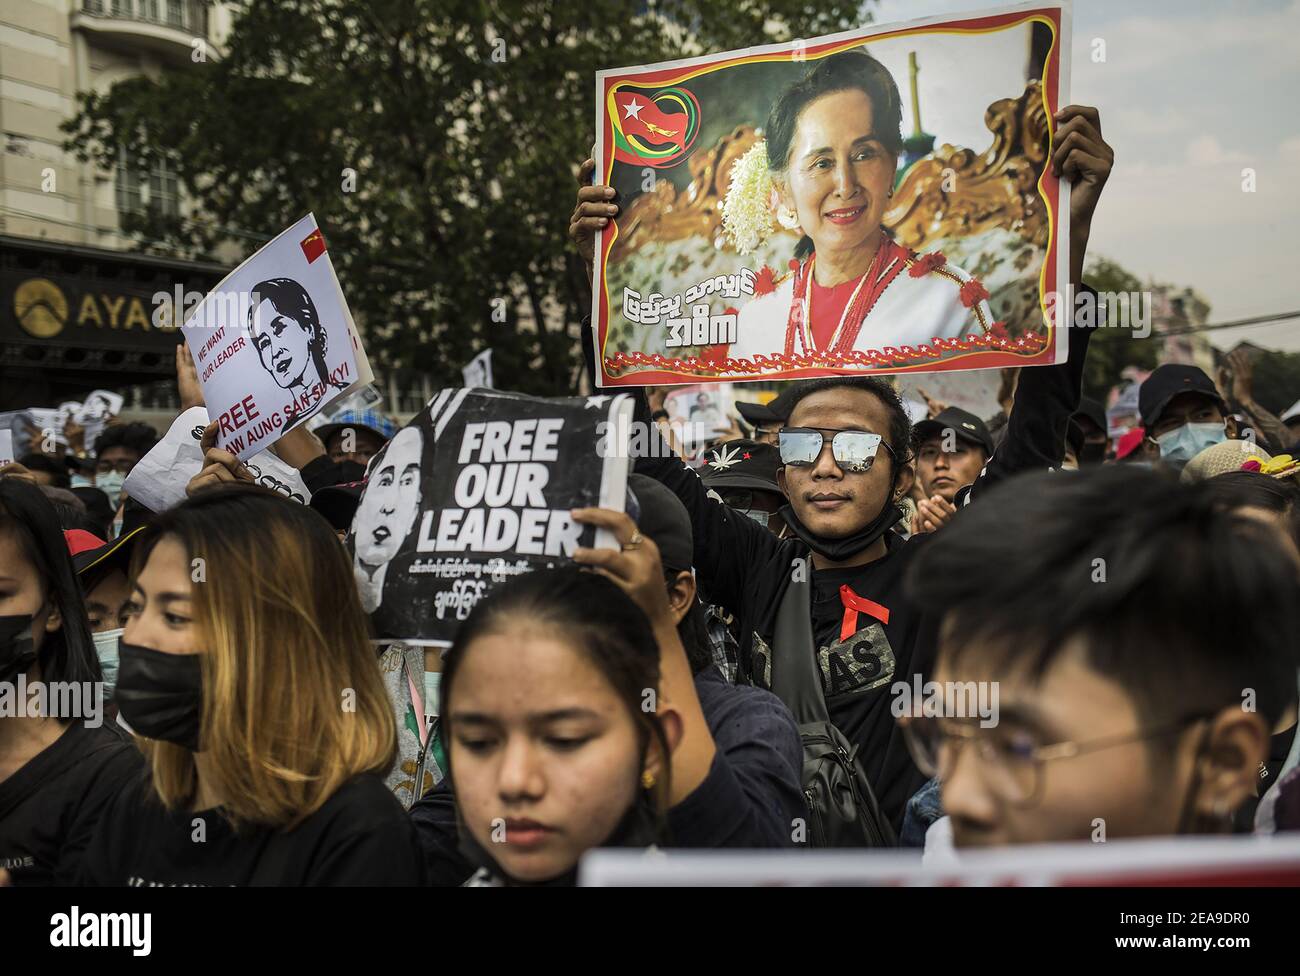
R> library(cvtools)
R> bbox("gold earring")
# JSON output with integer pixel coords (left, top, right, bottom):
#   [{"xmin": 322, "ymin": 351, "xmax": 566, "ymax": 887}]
[{"xmin": 641, "ymin": 770, "xmax": 656, "ymax": 790}]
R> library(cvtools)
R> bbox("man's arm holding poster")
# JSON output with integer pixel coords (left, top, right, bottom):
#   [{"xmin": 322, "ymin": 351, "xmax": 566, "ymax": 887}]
[
  {"xmin": 959, "ymin": 105, "xmax": 1113, "ymax": 504},
  {"xmin": 572, "ymin": 164, "xmax": 782, "ymax": 619}
]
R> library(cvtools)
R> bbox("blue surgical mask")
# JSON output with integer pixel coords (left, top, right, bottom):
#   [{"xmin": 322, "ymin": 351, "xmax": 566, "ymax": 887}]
[
  {"xmin": 93, "ymin": 627, "xmax": 123, "ymax": 699},
  {"xmin": 1156, "ymin": 422, "xmax": 1226, "ymax": 467},
  {"xmin": 71, "ymin": 473, "xmax": 94, "ymax": 489},
  {"xmin": 95, "ymin": 470, "xmax": 126, "ymax": 507}
]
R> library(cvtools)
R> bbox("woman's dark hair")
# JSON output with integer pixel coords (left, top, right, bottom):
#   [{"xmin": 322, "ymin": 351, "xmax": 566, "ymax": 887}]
[
  {"xmin": 17, "ymin": 452, "xmax": 70, "ymax": 489},
  {"xmin": 440, "ymin": 567, "xmax": 672, "ymax": 809},
  {"xmin": 765, "ymin": 49, "xmax": 905, "ymax": 260},
  {"xmin": 1203, "ymin": 471, "xmax": 1300, "ymax": 543},
  {"xmin": 1203, "ymin": 471, "xmax": 1300, "ymax": 514},
  {"xmin": 0, "ymin": 478, "xmax": 99, "ymax": 685},
  {"xmin": 250, "ymin": 278, "xmax": 329, "ymax": 367}
]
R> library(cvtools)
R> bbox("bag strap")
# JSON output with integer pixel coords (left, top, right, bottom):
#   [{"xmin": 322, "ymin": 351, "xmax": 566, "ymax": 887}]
[{"xmin": 768, "ymin": 554, "xmax": 831, "ymax": 726}]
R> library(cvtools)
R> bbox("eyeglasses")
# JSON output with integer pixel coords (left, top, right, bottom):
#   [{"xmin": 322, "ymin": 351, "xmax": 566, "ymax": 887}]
[
  {"xmin": 778, "ymin": 427, "xmax": 895, "ymax": 474},
  {"xmin": 898, "ymin": 713, "xmax": 1212, "ymax": 808}
]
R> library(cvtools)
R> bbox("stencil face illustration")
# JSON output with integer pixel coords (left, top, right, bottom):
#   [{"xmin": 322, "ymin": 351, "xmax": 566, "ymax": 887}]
[
  {"xmin": 354, "ymin": 426, "xmax": 423, "ymax": 567},
  {"xmin": 251, "ymin": 297, "xmax": 313, "ymax": 389}
]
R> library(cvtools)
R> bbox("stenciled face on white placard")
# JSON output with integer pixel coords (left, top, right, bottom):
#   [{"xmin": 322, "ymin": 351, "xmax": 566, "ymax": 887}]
[
  {"xmin": 248, "ymin": 278, "xmax": 324, "ymax": 392},
  {"xmin": 353, "ymin": 425, "xmax": 424, "ymax": 570}
]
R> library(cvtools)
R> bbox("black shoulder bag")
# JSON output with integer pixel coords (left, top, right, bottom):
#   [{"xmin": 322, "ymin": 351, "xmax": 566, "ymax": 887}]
[{"xmin": 768, "ymin": 556, "xmax": 896, "ymax": 847}]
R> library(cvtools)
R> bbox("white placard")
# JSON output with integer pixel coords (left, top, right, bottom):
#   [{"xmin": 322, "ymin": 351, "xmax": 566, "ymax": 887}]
[
  {"xmin": 123, "ymin": 407, "xmax": 312, "ymax": 513},
  {"xmin": 182, "ymin": 214, "xmax": 370, "ymax": 460},
  {"xmin": 461, "ymin": 349, "xmax": 494, "ymax": 389}
]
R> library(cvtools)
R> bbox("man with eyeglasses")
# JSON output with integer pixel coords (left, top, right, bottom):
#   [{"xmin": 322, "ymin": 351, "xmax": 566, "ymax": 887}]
[{"xmin": 903, "ymin": 467, "xmax": 1300, "ymax": 846}]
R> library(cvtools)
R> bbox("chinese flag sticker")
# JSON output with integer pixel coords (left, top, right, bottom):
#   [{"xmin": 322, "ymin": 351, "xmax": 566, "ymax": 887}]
[{"xmin": 300, "ymin": 228, "xmax": 327, "ymax": 264}]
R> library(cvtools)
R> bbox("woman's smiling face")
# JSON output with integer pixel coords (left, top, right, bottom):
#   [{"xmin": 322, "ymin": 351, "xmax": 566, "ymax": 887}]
[{"xmin": 778, "ymin": 88, "xmax": 897, "ymax": 259}]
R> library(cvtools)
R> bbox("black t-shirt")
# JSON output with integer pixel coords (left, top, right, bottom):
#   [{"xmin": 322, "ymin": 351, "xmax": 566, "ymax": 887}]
[
  {"xmin": 80, "ymin": 772, "xmax": 425, "ymax": 886},
  {"xmin": 0, "ymin": 720, "xmax": 142, "ymax": 885},
  {"xmin": 807, "ymin": 533, "xmax": 939, "ymax": 825}
]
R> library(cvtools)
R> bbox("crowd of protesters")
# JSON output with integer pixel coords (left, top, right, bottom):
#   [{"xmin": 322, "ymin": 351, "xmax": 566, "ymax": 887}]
[{"xmin": 2, "ymin": 97, "xmax": 1299, "ymax": 888}]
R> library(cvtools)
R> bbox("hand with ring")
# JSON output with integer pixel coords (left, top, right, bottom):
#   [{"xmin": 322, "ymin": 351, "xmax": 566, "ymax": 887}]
[{"xmin": 571, "ymin": 508, "xmax": 672, "ymax": 627}]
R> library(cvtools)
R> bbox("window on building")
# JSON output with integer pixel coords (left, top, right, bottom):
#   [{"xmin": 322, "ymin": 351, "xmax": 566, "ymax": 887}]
[
  {"xmin": 149, "ymin": 160, "xmax": 180, "ymax": 219},
  {"xmin": 115, "ymin": 153, "xmax": 145, "ymax": 217},
  {"xmin": 116, "ymin": 153, "xmax": 180, "ymax": 221}
]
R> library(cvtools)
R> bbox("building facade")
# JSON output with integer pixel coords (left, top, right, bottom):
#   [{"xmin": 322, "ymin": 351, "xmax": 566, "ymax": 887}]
[{"xmin": 0, "ymin": 0, "xmax": 233, "ymax": 413}]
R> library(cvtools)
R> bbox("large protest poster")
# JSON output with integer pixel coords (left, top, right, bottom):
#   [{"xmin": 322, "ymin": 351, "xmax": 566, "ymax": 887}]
[
  {"xmin": 592, "ymin": 2, "xmax": 1071, "ymax": 388},
  {"xmin": 123, "ymin": 407, "xmax": 312, "ymax": 513},
  {"xmin": 350, "ymin": 389, "xmax": 635, "ymax": 646},
  {"xmin": 182, "ymin": 214, "xmax": 373, "ymax": 460}
]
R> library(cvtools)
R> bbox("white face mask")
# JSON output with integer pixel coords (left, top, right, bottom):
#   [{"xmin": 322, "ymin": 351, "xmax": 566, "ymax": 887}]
[
  {"xmin": 95, "ymin": 470, "xmax": 126, "ymax": 508},
  {"xmin": 1155, "ymin": 421, "xmax": 1226, "ymax": 467},
  {"xmin": 93, "ymin": 627, "xmax": 123, "ymax": 697}
]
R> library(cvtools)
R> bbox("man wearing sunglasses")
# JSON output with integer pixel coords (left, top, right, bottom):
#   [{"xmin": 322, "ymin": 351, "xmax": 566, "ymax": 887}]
[
  {"xmin": 573, "ymin": 106, "xmax": 1115, "ymax": 831},
  {"xmin": 904, "ymin": 467, "xmax": 1300, "ymax": 846}
]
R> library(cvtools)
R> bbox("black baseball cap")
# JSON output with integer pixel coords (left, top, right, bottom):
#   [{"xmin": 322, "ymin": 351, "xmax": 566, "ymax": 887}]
[
  {"xmin": 912, "ymin": 407, "xmax": 994, "ymax": 457},
  {"xmin": 627, "ymin": 474, "xmax": 693, "ymax": 573},
  {"xmin": 1073, "ymin": 396, "xmax": 1107, "ymax": 435},
  {"xmin": 310, "ymin": 479, "xmax": 366, "ymax": 532},
  {"xmin": 699, "ymin": 438, "xmax": 781, "ymax": 494},
  {"xmin": 736, "ymin": 385, "xmax": 798, "ymax": 429},
  {"xmin": 72, "ymin": 498, "xmax": 153, "ymax": 577},
  {"xmin": 1138, "ymin": 364, "xmax": 1224, "ymax": 428}
]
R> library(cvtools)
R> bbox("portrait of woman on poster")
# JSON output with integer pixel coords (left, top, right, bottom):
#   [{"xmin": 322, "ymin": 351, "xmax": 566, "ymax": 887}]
[
  {"xmin": 247, "ymin": 277, "xmax": 348, "ymax": 423},
  {"xmin": 721, "ymin": 49, "xmax": 995, "ymax": 362}
]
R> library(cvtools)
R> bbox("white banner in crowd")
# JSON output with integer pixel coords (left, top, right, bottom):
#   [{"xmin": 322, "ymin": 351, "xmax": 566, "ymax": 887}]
[
  {"xmin": 182, "ymin": 213, "xmax": 373, "ymax": 461},
  {"xmin": 461, "ymin": 349, "xmax": 494, "ymax": 389},
  {"xmin": 0, "ymin": 430, "xmax": 13, "ymax": 466},
  {"xmin": 350, "ymin": 388, "xmax": 635, "ymax": 646},
  {"xmin": 1, "ymin": 390, "xmax": 125, "ymax": 456},
  {"xmin": 123, "ymin": 407, "xmax": 312, "ymax": 513},
  {"xmin": 581, "ymin": 835, "xmax": 1300, "ymax": 887}
]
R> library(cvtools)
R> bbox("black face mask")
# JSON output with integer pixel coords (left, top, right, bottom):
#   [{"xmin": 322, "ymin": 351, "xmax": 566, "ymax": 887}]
[
  {"xmin": 778, "ymin": 501, "xmax": 904, "ymax": 562},
  {"xmin": 0, "ymin": 614, "xmax": 37, "ymax": 684},
  {"xmin": 116, "ymin": 642, "xmax": 204, "ymax": 751}
]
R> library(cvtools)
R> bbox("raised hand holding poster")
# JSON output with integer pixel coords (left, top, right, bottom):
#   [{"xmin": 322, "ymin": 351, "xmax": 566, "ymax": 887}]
[
  {"xmin": 182, "ymin": 213, "xmax": 371, "ymax": 460},
  {"xmin": 592, "ymin": 2, "xmax": 1070, "ymax": 387}
]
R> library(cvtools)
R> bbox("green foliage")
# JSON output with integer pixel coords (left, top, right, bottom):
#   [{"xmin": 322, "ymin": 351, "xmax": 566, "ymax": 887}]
[
  {"xmin": 1079, "ymin": 255, "xmax": 1158, "ymax": 402},
  {"xmin": 1249, "ymin": 347, "xmax": 1300, "ymax": 417},
  {"xmin": 63, "ymin": 0, "xmax": 867, "ymax": 394}
]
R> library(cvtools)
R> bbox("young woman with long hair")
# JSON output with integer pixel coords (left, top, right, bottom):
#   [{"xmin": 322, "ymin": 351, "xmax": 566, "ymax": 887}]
[
  {"xmin": 80, "ymin": 483, "xmax": 423, "ymax": 885},
  {"xmin": 0, "ymin": 478, "xmax": 140, "ymax": 885}
]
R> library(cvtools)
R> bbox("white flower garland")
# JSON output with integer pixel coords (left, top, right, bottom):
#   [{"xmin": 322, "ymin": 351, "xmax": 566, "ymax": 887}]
[{"xmin": 721, "ymin": 140, "xmax": 778, "ymax": 255}]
